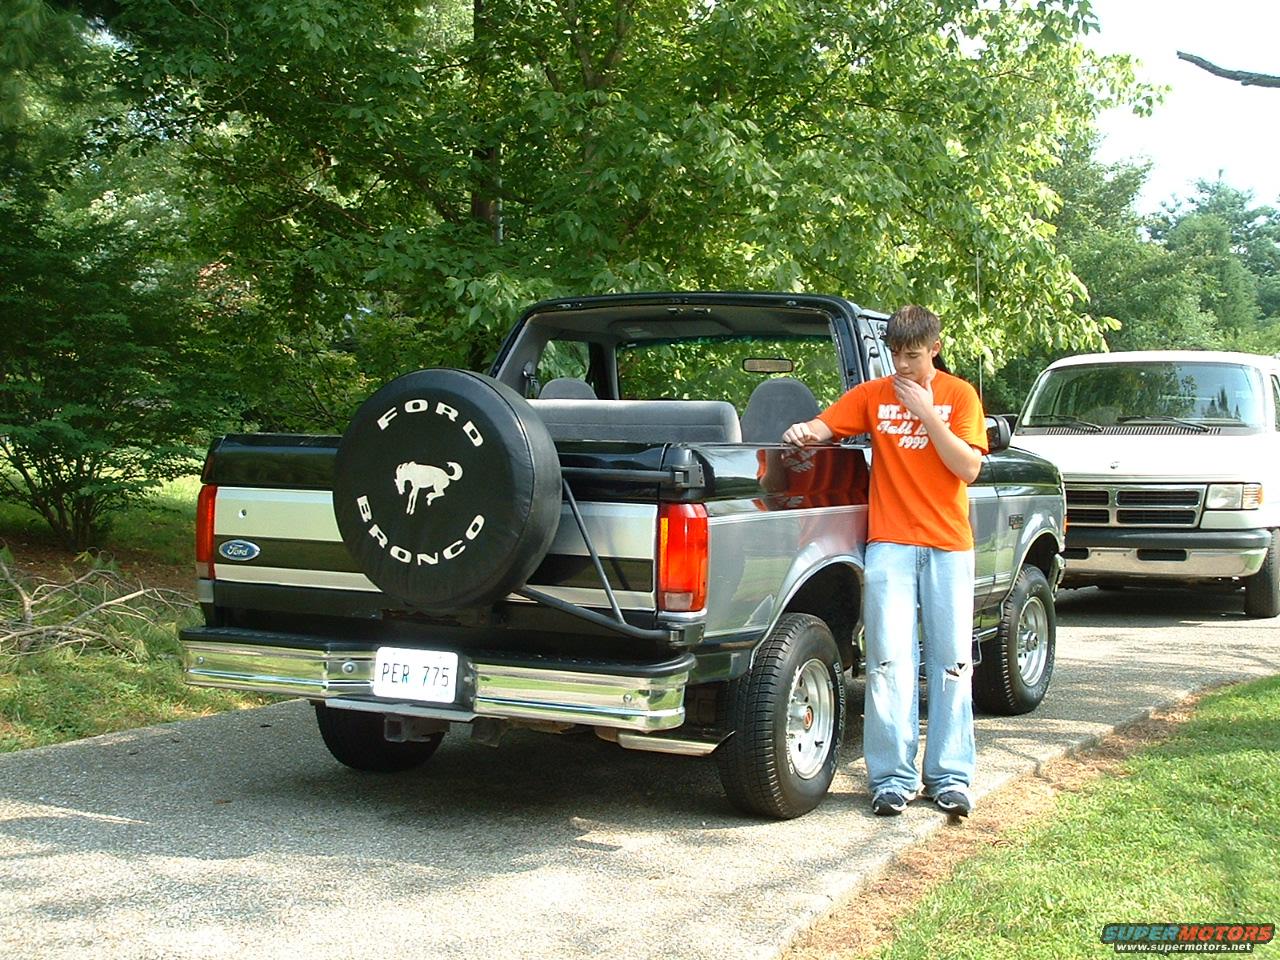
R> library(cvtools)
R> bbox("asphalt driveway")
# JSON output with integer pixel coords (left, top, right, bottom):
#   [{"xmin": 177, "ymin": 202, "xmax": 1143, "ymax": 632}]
[{"xmin": 1, "ymin": 587, "xmax": 1276, "ymax": 960}]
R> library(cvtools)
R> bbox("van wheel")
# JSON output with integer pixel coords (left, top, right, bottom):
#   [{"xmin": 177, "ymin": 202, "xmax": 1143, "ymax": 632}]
[
  {"xmin": 314, "ymin": 704, "xmax": 444, "ymax": 772},
  {"xmin": 715, "ymin": 614, "xmax": 844, "ymax": 819},
  {"xmin": 975, "ymin": 566, "xmax": 1055, "ymax": 715},
  {"xmin": 1244, "ymin": 530, "xmax": 1279, "ymax": 619}
]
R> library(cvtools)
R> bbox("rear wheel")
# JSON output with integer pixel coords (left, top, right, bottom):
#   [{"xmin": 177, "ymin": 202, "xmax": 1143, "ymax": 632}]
[
  {"xmin": 975, "ymin": 566, "xmax": 1056, "ymax": 715},
  {"xmin": 1244, "ymin": 530, "xmax": 1279, "ymax": 619},
  {"xmin": 314, "ymin": 704, "xmax": 444, "ymax": 772},
  {"xmin": 715, "ymin": 613, "xmax": 845, "ymax": 819}
]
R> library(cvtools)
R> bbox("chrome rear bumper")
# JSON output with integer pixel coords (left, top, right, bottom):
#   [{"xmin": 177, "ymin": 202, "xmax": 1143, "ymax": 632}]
[{"xmin": 180, "ymin": 630, "xmax": 691, "ymax": 733}]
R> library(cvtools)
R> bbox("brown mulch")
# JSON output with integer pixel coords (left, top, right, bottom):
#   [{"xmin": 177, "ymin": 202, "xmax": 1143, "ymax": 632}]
[
  {"xmin": 783, "ymin": 694, "xmax": 1208, "ymax": 960},
  {"xmin": 0, "ymin": 537, "xmax": 195, "ymax": 598}
]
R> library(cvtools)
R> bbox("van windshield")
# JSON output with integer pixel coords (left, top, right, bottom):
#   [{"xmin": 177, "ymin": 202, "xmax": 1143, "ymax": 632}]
[{"xmin": 1021, "ymin": 362, "xmax": 1266, "ymax": 430}]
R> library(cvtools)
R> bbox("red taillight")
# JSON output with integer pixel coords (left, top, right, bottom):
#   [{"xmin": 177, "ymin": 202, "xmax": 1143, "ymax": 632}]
[
  {"xmin": 658, "ymin": 502, "xmax": 708, "ymax": 612},
  {"xmin": 195, "ymin": 484, "xmax": 218, "ymax": 579}
]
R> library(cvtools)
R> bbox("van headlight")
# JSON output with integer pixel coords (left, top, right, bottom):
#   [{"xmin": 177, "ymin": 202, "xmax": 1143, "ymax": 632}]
[{"xmin": 1205, "ymin": 483, "xmax": 1263, "ymax": 510}]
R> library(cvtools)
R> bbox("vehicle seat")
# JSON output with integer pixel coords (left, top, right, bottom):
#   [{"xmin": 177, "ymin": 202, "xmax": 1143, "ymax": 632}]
[
  {"xmin": 741, "ymin": 378, "xmax": 821, "ymax": 444},
  {"xmin": 538, "ymin": 377, "xmax": 597, "ymax": 400},
  {"xmin": 529, "ymin": 399, "xmax": 742, "ymax": 443}
]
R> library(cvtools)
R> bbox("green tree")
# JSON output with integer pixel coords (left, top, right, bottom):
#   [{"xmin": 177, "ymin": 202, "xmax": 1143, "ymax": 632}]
[
  {"xmin": 0, "ymin": 4, "xmax": 232, "ymax": 550},
  {"xmin": 986, "ymin": 154, "xmax": 1280, "ymax": 418},
  {"xmin": 1053, "ymin": 155, "xmax": 1225, "ymax": 353},
  {"xmin": 1163, "ymin": 214, "xmax": 1259, "ymax": 335},
  {"xmin": 1153, "ymin": 179, "xmax": 1280, "ymax": 351},
  {"xmin": 102, "ymin": 0, "xmax": 1148, "ymax": 429},
  {"xmin": 982, "ymin": 149, "xmax": 1225, "ymax": 415}
]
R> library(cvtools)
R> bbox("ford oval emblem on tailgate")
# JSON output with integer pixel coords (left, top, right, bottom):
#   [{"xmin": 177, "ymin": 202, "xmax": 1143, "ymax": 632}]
[{"xmin": 218, "ymin": 539, "xmax": 261, "ymax": 562}]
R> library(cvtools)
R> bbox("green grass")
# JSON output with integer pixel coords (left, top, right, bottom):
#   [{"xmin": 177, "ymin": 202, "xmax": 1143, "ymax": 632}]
[
  {"xmin": 0, "ymin": 474, "xmax": 201, "ymax": 565},
  {"xmin": 103, "ymin": 474, "xmax": 203, "ymax": 565},
  {"xmin": 1, "ymin": 477, "xmax": 272, "ymax": 752},
  {"xmin": 0, "ymin": 605, "xmax": 271, "ymax": 752},
  {"xmin": 873, "ymin": 676, "xmax": 1280, "ymax": 960}
]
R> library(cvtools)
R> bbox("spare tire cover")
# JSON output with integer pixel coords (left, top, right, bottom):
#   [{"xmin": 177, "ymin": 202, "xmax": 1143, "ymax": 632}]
[{"xmin": 333, "ymin": 369, "xmax": 561, "ymax": 611}]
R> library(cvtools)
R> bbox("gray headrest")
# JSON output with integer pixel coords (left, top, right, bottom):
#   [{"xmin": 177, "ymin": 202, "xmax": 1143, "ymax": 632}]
[
  {"xmin": 740, "ymin": 378, "xmax": 821, "ymax": 444},
  {"xmin": 538, "ymin": 377, "xmax": 597, "ymax": 400}
]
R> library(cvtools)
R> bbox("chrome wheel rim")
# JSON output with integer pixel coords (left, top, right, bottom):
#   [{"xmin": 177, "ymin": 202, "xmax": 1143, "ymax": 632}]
[
  {"xmin": 786, "ymin": 658, "xmax": 835, "ymax": 779},
  {"xmin": 1016, "ymin": 596, "xmax": 1050, "ymax": 686}
]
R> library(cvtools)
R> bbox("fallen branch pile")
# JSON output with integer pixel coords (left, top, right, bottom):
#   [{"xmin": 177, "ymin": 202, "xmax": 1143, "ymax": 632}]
[{"xmin": 0, "ymin": 550, "xmax": 192, "ymax": 660}]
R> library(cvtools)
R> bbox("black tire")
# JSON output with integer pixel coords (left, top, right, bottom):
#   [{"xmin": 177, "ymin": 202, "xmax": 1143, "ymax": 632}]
[
  {"xmin": 1244, "ymin": 530, "xmax": 1279, "ymax": 619},
  {"xmin": 715, "ymin": 613, "xmax": 845, "ymax": 819},
  {"xmin": 314, "ymin": 704, "xmax": 443, "ymax": 773},
  {"xmin": 975, "ymin": 566, "xmax": 1056, "ymax": 716},
  {"xmin": 332, "ymin": 368, "xmax": 561, "ymax": 612}
]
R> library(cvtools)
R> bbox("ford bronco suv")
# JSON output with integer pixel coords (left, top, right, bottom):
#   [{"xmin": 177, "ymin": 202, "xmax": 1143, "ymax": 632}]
[
  {"xmin": 1012, "ymin": 350, "xmax": 1280, "ymax": 618},
  {"xmin": 181, "ymin": 293, "xmax": 1065, "ymax": 819}
]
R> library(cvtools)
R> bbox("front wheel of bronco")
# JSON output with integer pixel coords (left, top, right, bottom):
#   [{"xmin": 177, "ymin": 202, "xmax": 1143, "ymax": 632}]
[
  {"xmin": 975, "ymin": 566, "xmax": 1056, "ymax": 716},
  {"xmin": 715, "ymin": 614, "xmax": 845, "ymax": 819},
  {"xmin": 314, "ymin": 704, "xmax": 443, "ymax": 773},
  {"xmin": 1243, "ymin": 530, "xmax": 1279, "ymax": 619}
]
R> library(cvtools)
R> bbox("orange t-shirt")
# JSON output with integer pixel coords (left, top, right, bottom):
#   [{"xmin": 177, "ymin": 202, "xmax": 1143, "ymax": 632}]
[{"xmin": 816, "ymin": 371, "xmax": 987, "ymax": 551}]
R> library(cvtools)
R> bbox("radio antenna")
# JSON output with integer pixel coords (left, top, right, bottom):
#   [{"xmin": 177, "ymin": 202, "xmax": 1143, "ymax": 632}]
[{"xmin": 975, "ymin": 253, "xmax": 984, "ymax": 403}]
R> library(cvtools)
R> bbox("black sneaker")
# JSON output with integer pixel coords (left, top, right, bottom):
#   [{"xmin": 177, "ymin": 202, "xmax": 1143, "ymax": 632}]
[
  {"xmin": 933, "ymin": 789, "xmax": 971, "ymax": 817},
  {"xmin": 871, "ymin": 790, "xmax": 911, "ymax": 816}
]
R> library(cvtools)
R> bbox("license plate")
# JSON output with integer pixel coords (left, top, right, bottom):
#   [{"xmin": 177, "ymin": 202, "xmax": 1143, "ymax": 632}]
[{"xmin": 372, "ymin": 647, "xmax": 459, "ymax": 703}]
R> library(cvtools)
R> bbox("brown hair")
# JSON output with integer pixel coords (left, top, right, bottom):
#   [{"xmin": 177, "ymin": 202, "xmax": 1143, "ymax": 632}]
[{"xmin": 885, "ymin": 304, "xmax": 941, "ymax": 351}]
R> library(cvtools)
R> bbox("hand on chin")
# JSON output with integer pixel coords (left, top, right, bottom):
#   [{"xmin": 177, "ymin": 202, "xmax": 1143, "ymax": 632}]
[{"xmin": 893, "ymin": 373, "xmax": 934, "ymax": 417}]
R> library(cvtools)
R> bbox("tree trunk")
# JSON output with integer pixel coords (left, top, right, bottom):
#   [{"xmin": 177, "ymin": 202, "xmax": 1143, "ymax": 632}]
[{"xmin": 470, "ymin": 0, "xmax": 501, "ymax": 242}]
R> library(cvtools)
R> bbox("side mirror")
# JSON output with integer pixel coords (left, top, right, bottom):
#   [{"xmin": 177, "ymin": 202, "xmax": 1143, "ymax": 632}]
[{"xmin": 985, "ymin": 415, "xmax": 1012, "ymax": 453}]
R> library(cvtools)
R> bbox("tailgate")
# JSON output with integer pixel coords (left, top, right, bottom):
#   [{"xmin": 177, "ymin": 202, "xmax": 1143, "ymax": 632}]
[{"xmin": 201, "ymin": 434, "xmax": 677, "ymax": 614}]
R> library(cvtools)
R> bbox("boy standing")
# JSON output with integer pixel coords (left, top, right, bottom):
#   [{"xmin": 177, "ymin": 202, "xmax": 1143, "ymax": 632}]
[{"xmin": 781, "ymin": 305, "xmax": 987, "ymax": 817}]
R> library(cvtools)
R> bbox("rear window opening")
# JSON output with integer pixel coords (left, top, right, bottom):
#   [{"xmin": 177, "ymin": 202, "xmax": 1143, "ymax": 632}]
[{"xmin": 616, "ymin": 335, "xmax": 844, "ymax": 411}]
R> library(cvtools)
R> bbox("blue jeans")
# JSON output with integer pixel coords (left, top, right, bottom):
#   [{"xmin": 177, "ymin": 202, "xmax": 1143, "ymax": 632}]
[{"xmin": 862, "ymin": 541, "xmax": 975, "ymax": 798}]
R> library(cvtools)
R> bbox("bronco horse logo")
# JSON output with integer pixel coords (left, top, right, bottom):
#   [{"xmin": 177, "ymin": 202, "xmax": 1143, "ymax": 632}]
[{"xmin": 394, "ymin": 461, "xmax": 463, "ymax": 514}]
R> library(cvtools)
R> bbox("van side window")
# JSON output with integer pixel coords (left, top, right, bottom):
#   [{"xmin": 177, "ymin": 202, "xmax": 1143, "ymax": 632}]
[{"xmin": 1272, "ymin": 375, "xmax": 1280, "ymax": 430}]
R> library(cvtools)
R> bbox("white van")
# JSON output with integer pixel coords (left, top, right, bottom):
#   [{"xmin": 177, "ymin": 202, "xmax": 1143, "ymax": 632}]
[{"xmin": 1011, "ymin": 350, "xmax": 1280, "ymax": 618}]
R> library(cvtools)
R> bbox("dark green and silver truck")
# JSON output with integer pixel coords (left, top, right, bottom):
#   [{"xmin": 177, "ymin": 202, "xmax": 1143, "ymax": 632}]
[{"xmin": 181, "ymin": 292, "xmax": 1065, "ymax": 819}]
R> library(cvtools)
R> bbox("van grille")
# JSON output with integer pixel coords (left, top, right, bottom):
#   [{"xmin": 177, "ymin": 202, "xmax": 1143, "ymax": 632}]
[
  {"xmin": 1064, "ymin": 485, "xmax": 1205, "ymax": 528},
  {"xmin": 1066, "ymin": 489, "xmax": 1108, "ymax": 506},
  {"xmin": 1115, "ymin": 489, "xmax": 1200, "ymax": 506},
  {"xmin": 1116, "ymin": 509, "xmax": 1197, "ymax": 525},
  {"xmin": 1066, "ymin": 508, "xmax": 1109, "ymax": 525}
]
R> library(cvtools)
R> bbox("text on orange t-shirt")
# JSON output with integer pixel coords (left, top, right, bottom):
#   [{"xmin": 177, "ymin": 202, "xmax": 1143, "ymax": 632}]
[{"xmin": 816, "ymin": 371, "xmax": 987, "ymax": 551}]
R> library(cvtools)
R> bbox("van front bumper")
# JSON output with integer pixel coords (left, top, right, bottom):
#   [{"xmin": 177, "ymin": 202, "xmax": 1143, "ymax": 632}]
[
  {"xmin": 180, "ymin": 627, "xmax": 692, "ymax": 732},
  {"xmin": 1062, "ymin": 528, "xmax": 1271, "ymax": 581}
]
